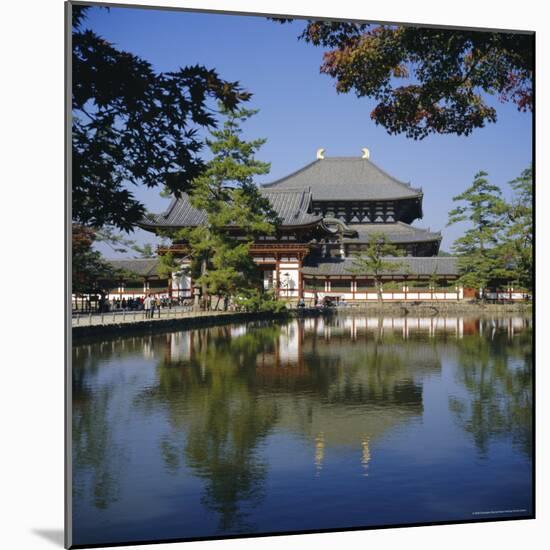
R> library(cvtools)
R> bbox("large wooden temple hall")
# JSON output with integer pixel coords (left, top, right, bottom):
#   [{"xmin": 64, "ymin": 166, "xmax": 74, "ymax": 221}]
[{"xmin": 121, "ymin": 149, "xmax": 467, "ymax": 303}]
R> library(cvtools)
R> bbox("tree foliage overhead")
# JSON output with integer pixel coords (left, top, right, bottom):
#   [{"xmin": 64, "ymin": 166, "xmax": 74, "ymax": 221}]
[
  {"xmin": 72, "ymin": 5, "xmax": 250, "ymax": 231},
  {"xmin": 93, "ymin": 227, "xmax": 156, "ymax": 259},
  {"xmin": 72, "ymin": 224, "xmax": 120, "ymax": 295},
  {"xmin": 276, "ymin": 20, "xmax": 533, "ymax": 139}
]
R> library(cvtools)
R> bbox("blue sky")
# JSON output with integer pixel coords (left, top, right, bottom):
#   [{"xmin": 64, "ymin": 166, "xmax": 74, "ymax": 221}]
[{"xmin": 81, "ymin": 5, "xmax": 533, "ymax": 256}]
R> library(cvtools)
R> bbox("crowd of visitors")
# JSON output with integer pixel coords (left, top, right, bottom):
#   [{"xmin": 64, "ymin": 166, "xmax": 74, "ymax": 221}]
[{"xmin": 94, "ymin": 294, "xmax": 189, "ymax": 313}]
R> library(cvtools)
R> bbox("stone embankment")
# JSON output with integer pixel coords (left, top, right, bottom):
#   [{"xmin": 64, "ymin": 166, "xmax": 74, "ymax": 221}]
[
  {"xmin": 71, "ymin": 300, "xmax": 531, "ymax": 339},
  {"xmin": 71, "ymin": 308, "xmax": 317, "ymax": 339}
]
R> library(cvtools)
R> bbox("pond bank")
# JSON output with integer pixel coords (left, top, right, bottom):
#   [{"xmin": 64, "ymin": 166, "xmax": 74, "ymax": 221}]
[
  {"xmin": 71, "ymin": 301, "xmax": 531, "ymax": 340},
  {"xmin": 71, "ymin": 308, "xmax": 317, "ymax": 340},
  {"xmin": 336, "ymin": 301, "xmax": 532, "ymax": 315}
]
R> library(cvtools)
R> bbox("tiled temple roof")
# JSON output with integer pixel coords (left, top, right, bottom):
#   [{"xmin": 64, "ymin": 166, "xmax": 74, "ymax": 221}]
[
  {"xmin": 344, "ymin": 222, "xmax": 442, "ymax": 244},
  {"xmin": 263, "ymin": 157, "xmax": 422, "ymax": 201},
  {"xmin": 107, "ymin": 258, "xmax": 160, "ymax": 277},
  {"xmin": 140, "ymin": 188, "xmax": 322, "ymax": 230},
  {"xmin": 302, "ymin": 257, "xmax": 458, "ymax": 277},
  {"xmin": 262, "ymin": 189, "xmax": 322, "ymax": 226},
  {"xmin": 106, "ymin": 256, "xmax": 458, "ymax": 279}
]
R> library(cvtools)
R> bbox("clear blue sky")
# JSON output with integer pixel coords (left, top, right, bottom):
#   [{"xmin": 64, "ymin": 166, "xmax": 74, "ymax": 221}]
[{"xmin": 82, "ymin": 5, "xmax": 533, "ymax": 257}]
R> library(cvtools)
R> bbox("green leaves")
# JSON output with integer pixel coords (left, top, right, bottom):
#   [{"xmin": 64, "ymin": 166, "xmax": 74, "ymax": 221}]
[
  {"xmin": 347, "ymin": 232, "xmax": 406, "ymax": 300},
  {"xmin": 72, "ymin": 225, "xmax": 121, "ymax": 295},
  {"xmin": 72, "ymin": 8, "xmax": 250, "ymax": 231},
  {"xmin": 448, "ymin": 171, "xmax": 506, "ymax": 288},
  {"xmin": 348, "ymin": 232, "xmax": 404, "ymax": 274},
  {"xmin": 163, "ymin": 106, "xmax": 279, "ymax": 309},
  {"xmin": 448, "ymin": 167, "xmax": 532, "ymax": 290},
  {"xmin": 283, "ymin": 21, "xmax": 532, "ymax": 139},
  {"xmin": 501, "ymin": 167, "xmax": 533, "ymax": 289}
]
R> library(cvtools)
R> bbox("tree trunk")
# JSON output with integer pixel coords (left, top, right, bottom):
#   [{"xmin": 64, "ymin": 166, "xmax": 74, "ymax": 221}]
[
  {"xmin": 201, "ymin": 258, "xmax": 208, "ymax": 310},
  {"xmin": 376, "ymin": 277, "xmax": 383, "ymax": 303}
]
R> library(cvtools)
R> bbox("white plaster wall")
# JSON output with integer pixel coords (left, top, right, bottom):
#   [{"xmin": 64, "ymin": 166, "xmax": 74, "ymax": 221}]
[
  {"xmin": 170, "ymin": 332, "xmax": 191, "ymax": 362},
  {"xmin": 172, "ymin": 269, "xmax": 191, "ymax": 292},
  {"xmin": 230, "ymin": 325, "xmax": 247, "ymax": 338},
  {"xmin": 279, "ymin": 321, "xmax": 299, "ymax": 363},
  {"xmin": 279, "ymin": 269, "xmax": 300, "ymax": 296},
  {"xmin": 303, "ymin": 289, "xmax": 462, "ymax": 301},
  {"xmin": 263, "ymin": 270, "xmax": 273, "ymax": 290}
]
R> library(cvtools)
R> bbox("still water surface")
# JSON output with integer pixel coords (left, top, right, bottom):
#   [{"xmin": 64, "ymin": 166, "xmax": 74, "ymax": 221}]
[{"xmin": 72, "ymin": 315, "xmax": 532, "ymax": 545}]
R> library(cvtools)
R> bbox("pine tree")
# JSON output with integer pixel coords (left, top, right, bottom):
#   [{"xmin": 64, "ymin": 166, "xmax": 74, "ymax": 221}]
[
  {"xmin": 131, "ymin": 243, "xmax": 155, "ymax": 259},
  {"xmin": 501, "ymin": 166, "xmax": 533, "ymax": 290},
  {"xmin": 165, "ymin": 106, "xmax": 280, "ymax": 310},
  {"xmin": 347, "ymin": 232, "xmax": 405, "ymax": 302},
  {"xmin": 448, "ymin": 171, "xmax": 507, "ymax": 291}
]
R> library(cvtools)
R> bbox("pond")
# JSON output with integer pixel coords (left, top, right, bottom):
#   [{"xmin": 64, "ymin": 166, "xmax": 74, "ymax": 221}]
[{"xmin": 71, "ymin": 314, "xmax": 533, "ymax": 546}]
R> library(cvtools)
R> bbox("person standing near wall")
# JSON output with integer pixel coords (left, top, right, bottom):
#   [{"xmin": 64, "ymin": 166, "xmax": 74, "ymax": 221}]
[{"xmin": 144, "ymin": 294, "xmax": 152, "ymax": 318}]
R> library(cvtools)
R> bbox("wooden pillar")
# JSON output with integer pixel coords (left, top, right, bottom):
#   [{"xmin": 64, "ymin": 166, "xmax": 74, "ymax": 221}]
[
  {"xmin": 298, "ymin": 254, "xmax": 304, "ymax": 299},
  {"xmin": 275, "ymin": 254, "xmax": 280, "ymax": 298}
]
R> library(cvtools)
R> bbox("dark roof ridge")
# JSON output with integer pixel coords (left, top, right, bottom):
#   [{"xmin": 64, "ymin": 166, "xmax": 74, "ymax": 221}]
[{"xmin": 261, "ymin": 187, "xmax": 310, "ymax": 193}]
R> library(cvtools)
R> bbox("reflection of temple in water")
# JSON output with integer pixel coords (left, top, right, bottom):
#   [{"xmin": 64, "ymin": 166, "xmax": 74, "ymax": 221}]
[
  {"xmin": 160, "ymin": 316, "xmax": 531, "ymax": 366},
  {"xmin": 157, "ymin": 315, "xmax": 531, "ymax": 476},
  {"xmin": 159, "ymin": 319, "xmax": 442, "ymax": 472},
  {"xmin": 73, "ymin": 334, "xmax": 161, "ymax": 366},
  {"xmin": 302, "ymin": 315, "xmax": 531, "ymax": 341},
  {"xmin": 71, "ymin": 315, "xmax": 531, "ymax": 529}
]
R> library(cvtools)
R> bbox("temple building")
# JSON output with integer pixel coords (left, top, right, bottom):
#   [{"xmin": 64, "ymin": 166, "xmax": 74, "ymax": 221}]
[{"xmin": 133, "ymin": 149, "xmax": 464, "ymax": 302}]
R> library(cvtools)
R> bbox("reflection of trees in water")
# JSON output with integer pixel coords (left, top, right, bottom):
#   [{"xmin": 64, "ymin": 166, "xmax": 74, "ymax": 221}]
[
  {"xmin": 297, "ymin": 318, "xmax": 441, "ymax": 410},
  {"xmin": 72, "ymin": 316, "xmax": 532, "ymax": 525},
  {"xmin": 142, "ymin": 321, "xmax": 443, "ymax": 529},
  {"xmin": 449, "ymin": 322, "xmax": 532, "ymax": 459},
  {"xmin": 317, "ymin": 341, "xmax": 426, "ymax": 408},
  {"xmin": 72, "ymin": 337, "xmax": 159, "ymax": 511},
  {"xmin": 141, "ymin": 325, "xmax": 281, "ymax": 533},
  {"xmin": 72, "ymin": 385, "xmax": 125, "ymax": 510},
  {"xmin": 267, "ymin": 324, "xmax": 440, "ymax": 449}
]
